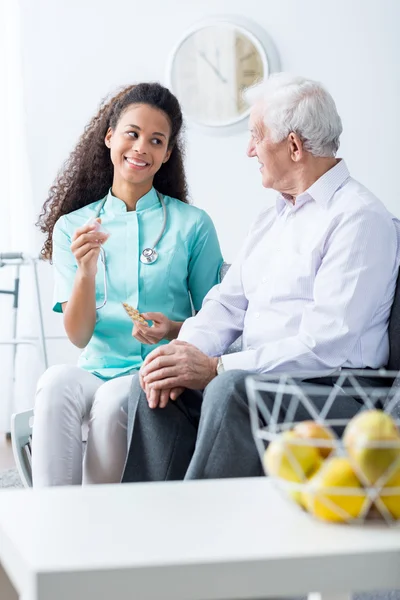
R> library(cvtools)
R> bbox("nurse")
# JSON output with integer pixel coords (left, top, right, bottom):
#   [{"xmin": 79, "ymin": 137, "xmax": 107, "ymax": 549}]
[{"xmin": 32, "ymin": 82, "xmax": 223, "ymax": 487}]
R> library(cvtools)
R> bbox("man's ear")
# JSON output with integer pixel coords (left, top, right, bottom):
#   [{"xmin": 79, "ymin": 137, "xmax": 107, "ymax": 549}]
[
  {"xmin": 104, "ymin": 127, "xmax": 113, "ymax": 148},
  {"xmin": 288, "ymin": 132, "xmax": 304, "ymax": 162}
]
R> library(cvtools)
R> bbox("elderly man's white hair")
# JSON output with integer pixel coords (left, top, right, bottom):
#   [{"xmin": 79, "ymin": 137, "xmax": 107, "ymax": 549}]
[{"xmin": 246, "ymin": 73, "xmax": 343, "ymax": 158}]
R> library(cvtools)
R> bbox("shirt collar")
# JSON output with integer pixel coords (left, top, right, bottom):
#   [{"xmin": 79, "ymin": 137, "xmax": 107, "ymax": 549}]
[
  {"xmin": 275, "ymin": 159, "xmax": 350, "ymax": 214},
  {"xmin": 103, "ymin": 187, "xmax": 161, "ymax": 215},
  {"xmin": 306, "ymin": 159, "xmax": 350, "ymax": 205}
]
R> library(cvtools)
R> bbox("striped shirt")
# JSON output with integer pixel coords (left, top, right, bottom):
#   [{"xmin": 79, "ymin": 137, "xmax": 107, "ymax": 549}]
[{"xmin": 179, "ymin": 160, "xmax": 400, "ymax": 375}]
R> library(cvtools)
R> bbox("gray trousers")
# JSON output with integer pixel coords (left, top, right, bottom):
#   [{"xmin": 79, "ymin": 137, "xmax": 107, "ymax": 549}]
[{"xmin": 121, "ymin": 370, "xmax": 370, "ymax": 483}]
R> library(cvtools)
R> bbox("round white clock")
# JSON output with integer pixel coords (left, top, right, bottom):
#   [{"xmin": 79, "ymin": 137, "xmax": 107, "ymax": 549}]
[{"xmin": 166, "ymin": 16, "xmax": 279, "ymax": 134}]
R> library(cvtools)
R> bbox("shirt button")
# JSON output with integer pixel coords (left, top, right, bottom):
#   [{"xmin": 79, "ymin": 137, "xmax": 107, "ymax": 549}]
[
  {"xmin": 255, "ymin": 312, "xmax": 260, "ymax": 318},
  {"xmin": 262, "ymin": 277, "xmax": 267, "ymax": 283}
]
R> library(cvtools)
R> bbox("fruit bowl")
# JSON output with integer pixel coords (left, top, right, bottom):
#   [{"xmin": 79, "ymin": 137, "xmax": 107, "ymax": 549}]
[{"xmin": 246, "ymin": 370, "xmax": 400, "ymax": 525}]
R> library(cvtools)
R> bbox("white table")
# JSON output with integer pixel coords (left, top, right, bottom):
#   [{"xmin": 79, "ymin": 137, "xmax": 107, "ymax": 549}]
[{"xmin": 0, "ymin": 478, "xmax": 399, "ymax": 600}]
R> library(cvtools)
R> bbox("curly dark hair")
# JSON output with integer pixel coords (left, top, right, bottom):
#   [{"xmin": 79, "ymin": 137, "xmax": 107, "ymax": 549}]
[{"xmin": 37, "ymin": 82, "xmax": 189, "ymax": 260}]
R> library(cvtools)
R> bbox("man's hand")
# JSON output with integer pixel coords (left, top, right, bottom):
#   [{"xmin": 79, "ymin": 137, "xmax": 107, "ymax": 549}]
[
  {"xmin": 139, "ymin": 340, "xmax": 218, "ymax": 408},
  {"xmin": 143, "ymin": 384, "xmax": 185, "ymax": 409},
  {"xmin": 139, "ymin": 363, "xmax": 185, "ymax": 409}
]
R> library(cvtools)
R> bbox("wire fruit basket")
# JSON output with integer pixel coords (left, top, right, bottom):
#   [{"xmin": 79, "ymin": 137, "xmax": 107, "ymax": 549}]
[{"xmin": 246, "ymin": 370, "xmax": 400, "ymax": 525}]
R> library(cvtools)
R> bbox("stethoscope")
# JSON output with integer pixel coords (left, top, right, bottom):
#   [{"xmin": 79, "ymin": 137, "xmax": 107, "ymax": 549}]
[{"xmin": 93, "ymin": 190, "xmax": 167, "ymax": 310}]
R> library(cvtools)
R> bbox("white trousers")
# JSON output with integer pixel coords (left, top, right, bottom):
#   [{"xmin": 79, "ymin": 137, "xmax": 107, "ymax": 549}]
[{"xmin": 32, "ymin": 364, "xmax": 133, "ymax": 487}]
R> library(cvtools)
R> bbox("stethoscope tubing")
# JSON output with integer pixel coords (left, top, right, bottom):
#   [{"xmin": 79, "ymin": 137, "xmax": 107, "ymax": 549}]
[{"xmin": 94, "ymin": 191, "xmax": 167, "ymax": 310}]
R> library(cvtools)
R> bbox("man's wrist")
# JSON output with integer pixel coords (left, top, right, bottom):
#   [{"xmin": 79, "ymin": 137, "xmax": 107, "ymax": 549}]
[{"xmin": 209, "ymin": 356, "xmax": 219, "ymax": 380}]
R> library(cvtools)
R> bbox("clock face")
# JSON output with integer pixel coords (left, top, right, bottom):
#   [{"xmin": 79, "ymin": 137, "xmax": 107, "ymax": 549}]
[{"xmin": 169, "ymin": 23, "xmax": 268, "ymax": 128}]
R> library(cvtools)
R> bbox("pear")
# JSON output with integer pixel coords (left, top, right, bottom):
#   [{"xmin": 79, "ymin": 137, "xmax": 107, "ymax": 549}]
[
  {"xmin": 303, "ymin": 457, "xmax": 366, "ymax": 523},
  {"xmin": 293, "ymin": 421, "xmax": 336, "ymax": 458},
  {"xmin": 343, "ymin": 410, "xmax": 400, "ymax": 484}
]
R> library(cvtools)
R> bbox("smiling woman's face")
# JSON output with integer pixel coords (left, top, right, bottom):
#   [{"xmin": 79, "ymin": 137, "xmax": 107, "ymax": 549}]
[{"xmin": 105, "ymin": 103, "xmax": 172, "ymax": 188}]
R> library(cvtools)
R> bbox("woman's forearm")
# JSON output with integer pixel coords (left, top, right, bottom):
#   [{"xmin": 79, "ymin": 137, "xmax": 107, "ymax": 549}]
[
  {"xmin": 166, "ymin": 320, "xmax": 184, "ymax": 341},
  {"xmin": 63, "ymin": 270, "xmax": 97, "ymax": 348}
]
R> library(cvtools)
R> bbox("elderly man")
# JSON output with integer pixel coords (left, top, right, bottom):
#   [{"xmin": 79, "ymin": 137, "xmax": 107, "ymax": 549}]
[{"xmin": 122, "ymin": 73, "xmax": 400, "ymax": 482}]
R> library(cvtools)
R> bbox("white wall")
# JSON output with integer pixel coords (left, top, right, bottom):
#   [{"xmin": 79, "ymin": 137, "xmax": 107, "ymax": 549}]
[
  {"xmin": 21, "ymin": 0, "xmax": 400, "ymax": 256},
  {"xmin": 6, "ymin": 0, "xmax": 400, "ymax": 415}
]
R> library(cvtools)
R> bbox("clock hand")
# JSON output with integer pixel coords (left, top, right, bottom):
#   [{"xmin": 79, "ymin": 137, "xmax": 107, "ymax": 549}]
[
  {"xmin": 216, "ymin": 46, "xmax": 220, "ymax": 71},
  {"xmin": 198, "ymin": 50, "xmax": 228, "ymax": 84}
]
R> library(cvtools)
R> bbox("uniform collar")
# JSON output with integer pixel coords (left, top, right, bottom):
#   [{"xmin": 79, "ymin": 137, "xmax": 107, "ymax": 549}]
[
  {"xmin": 275, "ymin": 159, "xmax": 350, "ymax": 214},
  {"xmin": 103, "ymin": 187, "xmax": 161, "ymax": 215}
]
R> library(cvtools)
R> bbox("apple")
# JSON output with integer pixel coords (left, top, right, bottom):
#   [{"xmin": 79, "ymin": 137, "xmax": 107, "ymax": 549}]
[
  {"xmin": 303, "ymin": 456, "xmax": 366, "ymax": 523},
  {"xmin": 264, "ymin": 430, "xmax": 322, "ymax": 506},
  {"xmin": 379, "ymin": 464, "xmax": 400, "ymax": 520},
  {"xmin": 293, "ymin": 421, "xmax": 336, "ymax": 459}
]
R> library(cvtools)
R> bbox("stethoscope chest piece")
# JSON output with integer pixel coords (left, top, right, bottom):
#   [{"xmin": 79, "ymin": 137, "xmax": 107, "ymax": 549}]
[{"xmin": 140, "ymin": 248, "xmax": 158, "ymax": 265}]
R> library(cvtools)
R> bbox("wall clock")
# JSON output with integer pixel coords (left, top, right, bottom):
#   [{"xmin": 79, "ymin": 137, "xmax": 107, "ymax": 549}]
[{"xmin": 166, "ymin": 16, "xmax": 280, "ymax": 134}]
